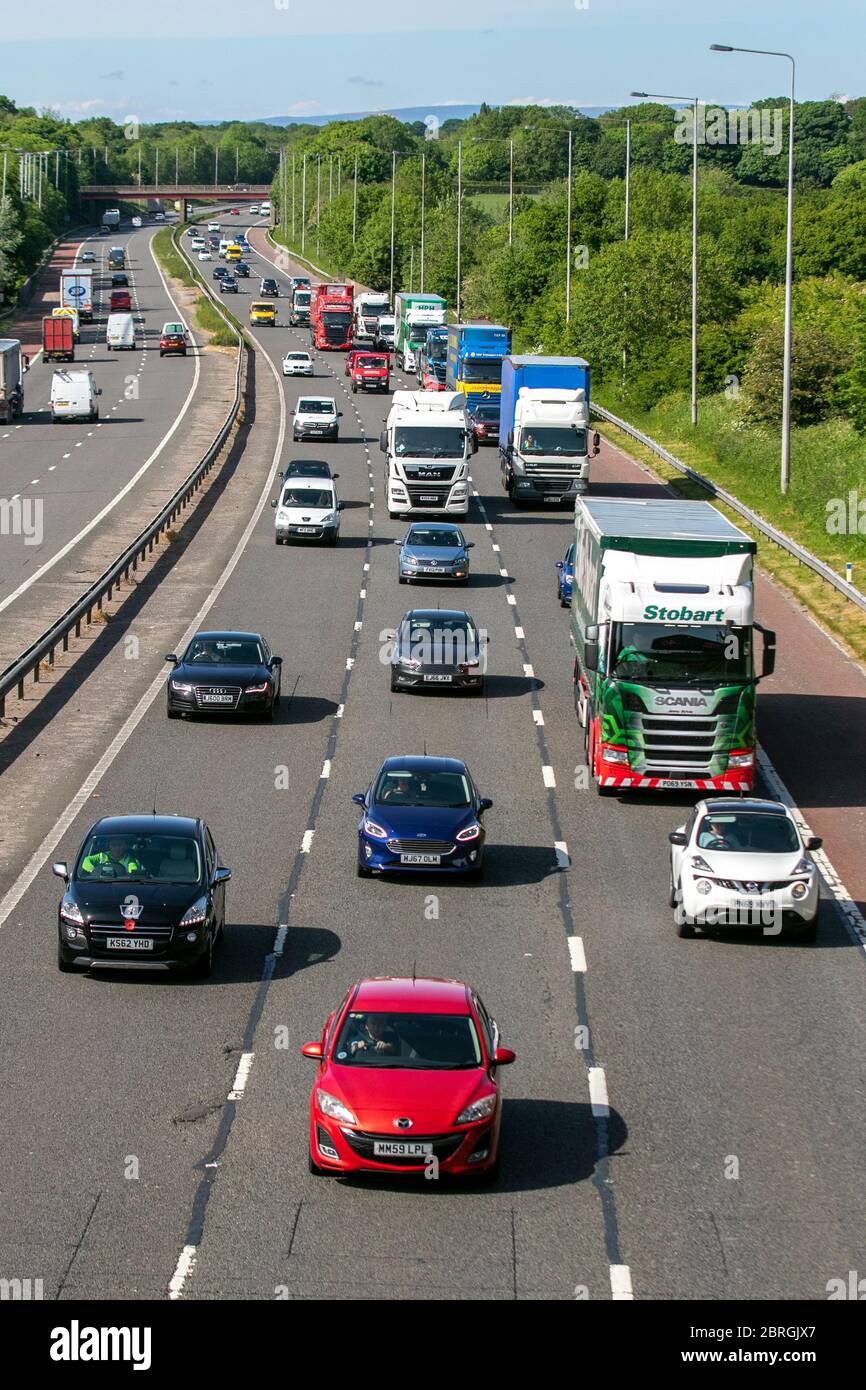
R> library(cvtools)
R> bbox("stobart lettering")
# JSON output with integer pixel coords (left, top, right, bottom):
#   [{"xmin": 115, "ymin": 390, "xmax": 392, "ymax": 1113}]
[{"xmin": 643, "ymin": 604, "xmax": 725, "ymax": 622}]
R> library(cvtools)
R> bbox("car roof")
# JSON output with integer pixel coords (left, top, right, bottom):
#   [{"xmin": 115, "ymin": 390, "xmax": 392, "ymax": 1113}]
[
  {"xmin": 700, "ymin": 798, "xmax": 789, "ymax": 816},
  {"xmin": 86, "ymin": 814, "xmax": 201, "ymax": 838},
  {"xmin": 405, "ymin": 522, "xmax": 463, "ymax": 535},
  {"xmin": 352, "ymin": 976, "xmax": 470, "ymax": 1014},
  {"xmin": 189, "ymin": 630, "xmax": 263, "ymax": 643},
  {"xmin": 379, "ymin": 755, "xmax": 468, "ymax": 775},
  {"xmin": 403, "ymin": 609, "xmax": 471, "ymax": 624}
]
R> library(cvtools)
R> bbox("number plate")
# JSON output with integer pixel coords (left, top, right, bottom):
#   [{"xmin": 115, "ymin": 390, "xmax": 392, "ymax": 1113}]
[
  {"xmin": 417, "ymin": 496, "xmax": 439, "ymax": 503},
  {"xmin": 735, "ymin": 899, "xmax": 764, "ymax": 913},
  {"xmin": 400, "ymin": 853, "xmax": 441, "ymax": 865},
  {"xmin": 372, "ymin": 1141, "xmax": 433, "ymax": 1158},
  {"xmin": 106, "ymin": 937, "xmax": 153, "ymax": 951},
  {"xmin": 660, "ymin": 779, "xmax": 695, "ymax": 789},
  {"xmin": 295, "ymin": 526, "xmax": 317, "ymax": 534},
  {"xmin": 201, "ymin": 693, "xmax": 234, "ymax": 704},
  {"xmin": 421, "ymin": 566, "xmax": 445, "ymax": 573},
  {"xmin": 543, "ymin": 496, "xmax": 563, "ymax": 503},
  {"xmin": 424, "ymin": 674, "xmax": 452, "ymax": 682}
]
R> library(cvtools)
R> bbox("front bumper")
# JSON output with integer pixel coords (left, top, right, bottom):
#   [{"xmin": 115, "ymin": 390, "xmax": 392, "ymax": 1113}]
[
  {"xmin": 352, "ymin": 377, "xmax": 389, "ymax": 391},
  {"xmin": 399, "ymin": 563, "xmax": 470, "ymax": 582},
  {"xmin": 679, "ymin": 875, "xmax": 819, "ymax": 928},
  {"xmin": 167, "ymin": 688, "xmax": 274, "ymax": 715},
  {"xmin": 392, "ymin": 662, "xmax": 482, "ymax": 690},
  {"xmin": 276, "ymin": 523, "xmax": 338, "ymax": 543},
  {"xmin": 596, "ymin": 744, "xmax": 755, "ymax": 793},
  {"xmin": 58, "ymin": 921, "xmax": 211, "ymax": 970},
  {"xmin": 311, "ymin": 1113, "xmax": 497, "ymax": 1176},
  {"xmin": 358, "ymin": 834, "xmax": 483, "ymax": 874},
  {"xmin": 295, "ymin": 425, "xmax": 338, "ymax": 439},
  {"xmin": 389, "ymin": 487, "xmax": 469, "ymax": 516}
]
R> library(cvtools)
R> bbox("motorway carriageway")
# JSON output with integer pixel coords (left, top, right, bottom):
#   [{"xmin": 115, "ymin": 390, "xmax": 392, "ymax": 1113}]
[
  {"xmin": 0, "ymin": 218, "xmax": 204, "ymax": 663},
  {"xmin": 0, "ymin": 210, "xmax": 863, "ymax": 1300}
]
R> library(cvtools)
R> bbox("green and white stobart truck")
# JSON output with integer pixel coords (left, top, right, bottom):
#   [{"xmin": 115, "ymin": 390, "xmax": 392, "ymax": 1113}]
[{"xmin": 570, "ymin": 498, "xmax": 777, "ymax": 794}]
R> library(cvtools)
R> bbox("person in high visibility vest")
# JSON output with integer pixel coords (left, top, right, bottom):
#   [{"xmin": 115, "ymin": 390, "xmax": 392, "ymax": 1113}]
[{"xmin": 80, "ymin": 836, "xmax": 141, "ymax": 877}]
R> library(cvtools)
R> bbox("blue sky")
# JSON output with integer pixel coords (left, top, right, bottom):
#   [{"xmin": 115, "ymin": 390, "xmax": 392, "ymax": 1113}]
[{"xmin": 4, "ymin": 0, "xmax": 864, "ymax": 123}]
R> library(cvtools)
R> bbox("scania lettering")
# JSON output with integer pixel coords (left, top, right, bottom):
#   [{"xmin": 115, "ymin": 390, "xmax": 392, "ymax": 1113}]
[
  {"xmin": 499, "ymin": 354, "xmax": 598, "ymax": 505},
  {"xmin": 446, "ymin": 322, "xmax": 511, "ymax": 408},
  {"xmin": 379, "ymin": 391, "xmax": 475, "ymax": 518},
  {"xmin": 570, "ymin": 498, "xmax": 776, "ymax": 795},
  {"xmin": 394, "ymin": 292, "xmax": 447, "ymax": 373}
]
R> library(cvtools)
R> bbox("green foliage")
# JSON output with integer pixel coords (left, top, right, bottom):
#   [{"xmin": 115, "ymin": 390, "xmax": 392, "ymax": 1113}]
[{"xmin": 741, "ymin": 325, "xmax": 849, "ymax": 426}]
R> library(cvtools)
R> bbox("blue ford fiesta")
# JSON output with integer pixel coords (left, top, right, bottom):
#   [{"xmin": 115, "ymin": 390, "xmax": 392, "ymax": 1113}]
[
  {"xmin": 556, "ymin": 542, "xmax": 574, "ymax": 607},
  {"xmin": 353, "ymin": 756, "xmax": 492, "ymax": 879}
]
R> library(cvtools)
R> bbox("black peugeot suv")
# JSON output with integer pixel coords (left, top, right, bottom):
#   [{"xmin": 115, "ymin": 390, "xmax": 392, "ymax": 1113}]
[{"xmin": 54, "ymin": 814, "xmax": 230, "ymax": 977}]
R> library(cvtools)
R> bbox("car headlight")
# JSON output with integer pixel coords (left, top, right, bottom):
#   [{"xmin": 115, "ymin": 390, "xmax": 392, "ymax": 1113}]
[
  {"xmin": 316, "ymin": 1089, "xmax": 357, "ymax": 1125},
  {"xmin": 180, "ymin": 897, "xmax": 207, "ymax": 926},
  {"xmin": 321, "ymin": 511, "xmax": 337, "ymax": 526},
  {"xmin": 690, "ymin": 854, "xmax": 712, "ymax": 872},
  {"xmin": 695, "ymin": 879, "xmax": 713, "ymax": 896},
  {"xmin": 403, "ymin": 555, "xmax": 419, "ymax": 567},
  {"xmin": 400, "ymin": 659, "xmax": 422, "ymax": 671},
  {"xmin": 455, "ymin": 1093, "xmax": 497, "ymax": 1125},
  {"xmin": 245, "ymin": 682, "xmax": 269, "ymax": 694},
  {"xmin": 791, "ymin": 857, "xmax": 814, "ymax": 875},
  {"xmin": 601, "ymin": 746, "xmax": 629, "ymax": 765},
  {"xmin": 60, "ymin": 898, "xmax": 84, "ymax": 925},
  {"xmin": 456, "ymin": 823, "xmax": 481, "ymax": 842},
  {"xmin": 363, "ymin": 818, "xmax": 389, "ymax": 839},
  {"xmin": 728, "ymin": 752, "xmax": 754, "ymax": 768},
  {"xmin": 170, "ymin": 680, "xmax": 193, "ymax": 694},
  {"xmin": 790, "ymin": 881, "xmax": 809, "ymax": 900}
]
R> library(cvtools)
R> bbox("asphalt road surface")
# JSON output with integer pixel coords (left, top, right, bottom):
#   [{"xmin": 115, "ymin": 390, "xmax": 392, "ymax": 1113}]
[{"xmin": 0, "ymin": 211, "xmax": 863, "ymax": 1301}]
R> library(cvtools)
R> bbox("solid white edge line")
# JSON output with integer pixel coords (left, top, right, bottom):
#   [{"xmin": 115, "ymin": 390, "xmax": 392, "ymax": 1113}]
[
  {"xmin": 0, "ymin": 288, "xmax": 287, "ymax": 934},
  {"xmin": 0, "ymin": 228, "xmax": 202, "ymax": 618}
]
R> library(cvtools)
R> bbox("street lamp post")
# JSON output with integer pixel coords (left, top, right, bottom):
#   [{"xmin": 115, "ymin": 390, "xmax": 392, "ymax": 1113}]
[
  {"xmin": 456, "ymin": 140, "xmax": 463, "ymax": 321},
  {"xmin": 712, "ymin": 43, "xmax": 796, "ymax": 494},
  {"xmin": 420, "ymin": 150, "xmax": 426, "ymax": 293},
  {"xmin": 632, "ymin": 90, "xmax": 700, "ymax": 426},
  {"xmin": 566, "ymin": 129, "xmax": 573, "ymax": 324},
  {"xmin": 508, "ymin": 137, "xmax": 514, "ymax": 246},
  {"xmin": 301, "ymin": 153, "xmax": 307, "ymax": 255},
  {"xmin": 352, "ymin": 153, "xmax": 358, "ymax": 244},
  {"xmin": 389, "ymin": 150, "xmax": 397, "ymax": 305}
]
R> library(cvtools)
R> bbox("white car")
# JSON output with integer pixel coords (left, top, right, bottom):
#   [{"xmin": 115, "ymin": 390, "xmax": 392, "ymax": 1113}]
[
  {"xmin": 132, "ymin": 216, "xmax": 142, "ymax": 227},
  {"xmin": 81, "ymin": 249, "xmax": 95, "ymax": 263},
  {"xmin": 669, "ymin": 797, "xmax": 822, "ymax": 941},
  {"xmin": 198, "ymin": 250, "xmax": 212, "ymax": 261},
  {"xmin": 272, "ymin": 476, "xmax": 342, "ymax": 546},
  {"xmin": 191, "ymin": 237, "xmax": 206, "ymax": 251},
  {"xmin": 249, "ymin": 204, "xmax": 260, "ymax": 215},
  {"xmin": 282, "ymin": 350, "xmax": 314, "ymax": 377},
  {"xmin": 292, "ymin": 395, "xmax": 341, "ymax": 442},
  {"xmin": 208, "ymin": 221, "xmax": 221, "ymax": 233}
]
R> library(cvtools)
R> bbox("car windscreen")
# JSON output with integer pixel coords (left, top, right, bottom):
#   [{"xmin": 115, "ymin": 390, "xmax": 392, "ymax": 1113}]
[
  {"xmin": 333, "ymin": 1012, "xmax": 482, "ymax": 1068},
  {"xmin": 281, "ymin": 487, "xmax": 333, "ymax": 508},
  {"xmin": 519, "ymin": 426, "xmax": 586, "ymax": 456},
  {"xmin": 405, "ymin": 528, "xmax": 463, "ymax": 549},
  {"xmin": 394, "ymin": 427, "xmax": 464, "ymax": 459},
  {"xmin": 359, "ymin": 356, "xmax": 388, "ymax": 369},
  {"xmin": 695, "ymin": 813, "xmax": 800, "ymax": 854},
  {"xmin": 294, "ymin": 291, "xmax": 311, "ymax": 305},
  {"xmin": 401, "ymin": 617, "xmax": 475, "ymax": 664},
  {"xmin": 373, "ymin": 768, "xmax": 472, "ymax": 808},
  {"xmin": 297, "ymin": 400, "xmax": 335, "ymax": 414},
  {"xmin": 184, "ymin": 638, "xmax": 264, "ymax": 665},
  {"xmin": 262, "ymin": 280, "xmax": 277, "ymax": 290},
  {"xmin": 285, "ymin": 462, "xmax": 329, "ymax": 477},
  {"xmin": 286, "ymin": 354, "xmax": 309, "ymax": 361},
  {"xmin": 75, "ymin": 833, "xmax": 202, "ymax": 884}
]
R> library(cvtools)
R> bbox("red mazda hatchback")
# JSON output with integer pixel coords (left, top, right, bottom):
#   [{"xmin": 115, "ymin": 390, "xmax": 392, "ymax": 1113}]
[{"xmin": 302, "ymin": 976, "xmax": 515, "ymax": 1181}]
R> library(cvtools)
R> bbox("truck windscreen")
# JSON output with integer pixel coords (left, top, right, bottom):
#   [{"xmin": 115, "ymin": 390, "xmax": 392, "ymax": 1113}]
[
  {"xmin": 609, "ymin": 624, "xmax": 751, "ymax": 684},
  {"xmin": 394, "ymin": 426, "xmax": 464, "ymax": 460},
  {"xmin": 461, "ymin": 359, "xmax": 503, "ymax": 384},
  {"xmin": 323, "ymin": 312, "xmax": 351, "ymax": 327},
  {"xmin": 428, "ymin": 341, "xmax": 447, "ymax": 362},
  {"xmin": 520, "ymin": 427, "xmax": 587, "ymax": 456}
]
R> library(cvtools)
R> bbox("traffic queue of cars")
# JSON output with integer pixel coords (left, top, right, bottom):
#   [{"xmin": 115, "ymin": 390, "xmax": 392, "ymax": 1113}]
[{"xmin": 51, "ymin": 211, "xmax": 823, "ymax": 1189}]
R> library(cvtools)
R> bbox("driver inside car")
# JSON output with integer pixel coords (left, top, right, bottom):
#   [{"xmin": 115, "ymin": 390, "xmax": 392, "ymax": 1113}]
[{"xmin": 80, "ymin": 836, "xmax": 142, "ymax": 877}]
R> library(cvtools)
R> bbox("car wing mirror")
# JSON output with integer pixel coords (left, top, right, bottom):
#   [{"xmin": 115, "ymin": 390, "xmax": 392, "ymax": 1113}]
[
  {"xmin": 52, "ymin": 861, "xmax": 69, "ymax": 881},
  {"xmin": 493, "ymin": 1047, "xmax": 516, "ymax": 1066},
  {"xmin": 301, "ymin": 1042, "xmax": 323, "ymax": 1059},
  {"xmin": 164, "ymin": 653, "xmax": 178, "ymax": 664},
  {"xmin": 592, "ymin": 431, "xmax": 600, "ymax": 456},
  {"xmin": 271, "ymin": 499, "xmax": 278, "ymax": 508},
  {"xmin": 338, "ymin": 501, "xmax": 344, "ymax": 511},
  {"xmin": 379, "ymin": 431, "xmax": 388, "ymax": 452},
  {"xmin": 479, "ymin": 797, "xmax": 493, "ymax": 812},
  {"xmin": 806, "ymin": 836, "xmax": 822, "ymax": 851},
  {"xmin": 352, "ymin": 793, "xmax": 366, "ymax": 806},
  {"xmin": 214, "ymin": 866, "xmax": 232, "ymax": 884},
  {"xmin": 668, "ymin": 831, "xmax": 687, "ymax": 846}
]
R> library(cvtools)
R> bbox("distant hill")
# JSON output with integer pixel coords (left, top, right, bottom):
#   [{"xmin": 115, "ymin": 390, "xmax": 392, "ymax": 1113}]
[{"xmin": 258, "ymin": 104, "xmax": 614, "ymax": 128}]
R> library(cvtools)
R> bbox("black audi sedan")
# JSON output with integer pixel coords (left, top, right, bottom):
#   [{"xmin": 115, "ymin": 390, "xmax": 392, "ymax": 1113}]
[
  {"xmin": 165, "ymin": 630, "xmax": 282, "ymax": 720},
  {"xmin": 53, "ymin": 814, "xmax": 230, "ymax": 976},
  {"xmin": 390, "ymin": 609, "xmax": 487, "ymax": 696}
]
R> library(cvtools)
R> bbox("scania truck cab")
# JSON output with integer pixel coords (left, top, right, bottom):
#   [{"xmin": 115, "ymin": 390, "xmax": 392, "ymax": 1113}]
[
  {"xmin": 379, "ymin": 391, "xmax": 475, "ymax": 519},
  {"xmin": 570, "ymin": 498, "xmax": 776, "ymax": 795}
]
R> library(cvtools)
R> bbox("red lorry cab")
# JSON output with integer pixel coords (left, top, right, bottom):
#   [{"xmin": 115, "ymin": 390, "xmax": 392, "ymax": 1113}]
[
  {"xmin": 42, "ymin": 316, "xmax": 75, "ymax": 363},
  {"xmin": 110, "ymin": 290, "xmax": 132, "ymax": 313},
  {"xmin": 345, "ymin": 349, "xmax": 391, "ymax": 393},
  {"xmin": 310, "ymin": 282, "xmax": 353, "ymax": 351}
]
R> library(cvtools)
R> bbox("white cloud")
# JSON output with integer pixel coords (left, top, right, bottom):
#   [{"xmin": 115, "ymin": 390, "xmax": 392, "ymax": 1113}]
[
  {"xmin": 505, "ymin": 97, "xmax": 571, "ymax": 107},
  {"xmin": 47, "ymin": 97, "xmax": 128, "ymax": 115},
  {"xmin": 284, "ymin": 100, "xmax": 322, "ymax": 116}
]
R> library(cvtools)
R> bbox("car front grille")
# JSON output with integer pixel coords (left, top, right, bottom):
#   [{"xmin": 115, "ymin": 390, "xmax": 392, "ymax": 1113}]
[
  {"xmin": 637, "ymin": 714, "xmax": 717, "ymax": 771},
  {"xmin": 89, "ymin": 925, "xmax": 174, "ymax": 944},
  {"xmin": 709, "ymin": 878, "xmax": 797, "ymax": 893},
  {"xmin": 404, "ymin": 466, "xmax": 457, "ymax": 484},
  {"xmin": 340, "ymin": 1129, "xmax": 465, "ymax": 1165},
  {"xmin": 194, "ymin": 685, "xmax": 242, "ymax": 709},
  {"xmin": 386, "ymin": 839, "xmax": 455, "ymax": 855}
]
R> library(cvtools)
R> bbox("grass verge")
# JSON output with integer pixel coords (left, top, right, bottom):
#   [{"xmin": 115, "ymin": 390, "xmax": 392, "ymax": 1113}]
[{"xmin": 152, "ymin": 225, "xmax": 239, "ymax": 348}]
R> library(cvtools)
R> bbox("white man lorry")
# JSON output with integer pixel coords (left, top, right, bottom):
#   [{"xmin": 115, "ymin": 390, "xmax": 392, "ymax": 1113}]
[{"xmin": 379, "ymin": 390, "xmax": 476, "ymax": 519}]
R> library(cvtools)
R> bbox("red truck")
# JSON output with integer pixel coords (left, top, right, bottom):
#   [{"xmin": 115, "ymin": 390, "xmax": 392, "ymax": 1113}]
[
  {"xmin": 310, "ymin": 282, "xmax": 353, "ymax": 351},
  {"xmin": 42, "ymin": 315, "xmax": 75, "ymax": 363},
  {"xmin": 344, "ymin": 348, "xmax": 391, "ymax": 393}
]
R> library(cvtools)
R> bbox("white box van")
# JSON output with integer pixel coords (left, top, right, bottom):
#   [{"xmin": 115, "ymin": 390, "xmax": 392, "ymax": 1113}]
[
  {"xmin": 51, "ymin": 370, "xmax": 101, "ymax": 422},
  {"xmin": 107, "ymin": 312, "xmax": 135, "ymax": 350},
  {"xmin": 272, "ymin": 475, "xmax": 343, "ymax": 546}
]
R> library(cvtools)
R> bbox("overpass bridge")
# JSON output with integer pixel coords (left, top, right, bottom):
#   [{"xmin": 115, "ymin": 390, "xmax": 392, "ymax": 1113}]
[{"xmin": 79, "ymin": 185, "xmax": 272, "ymax": 202}]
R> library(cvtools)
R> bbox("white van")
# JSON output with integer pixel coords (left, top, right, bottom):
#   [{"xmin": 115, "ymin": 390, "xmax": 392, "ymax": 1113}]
[
  {"xmin": 208, "ymin": 221, "xmax": 221, "ymax": 234},
  {"xmin": 272, "ymin": 476, "xmax": 343, "ymax": 546},
  {"xmin": 106, "ymin": 312, "xmax": 135, "ymax": 350},
  {"xmin": 218, "ymin": 239, "xmax": 231, "ymax": 258},
  {"xmin": 50, "ymin": 370, "xmax": 101, "ymax": 422}
]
